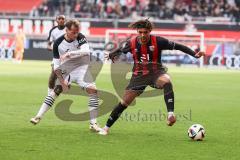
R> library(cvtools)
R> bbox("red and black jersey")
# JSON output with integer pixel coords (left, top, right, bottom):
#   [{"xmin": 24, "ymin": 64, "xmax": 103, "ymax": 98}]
[
  {"xmin": 122, "ymin": 35, "xmax": 196, "ymax": 76},
  {"xmin": 123, "ymin": 35, "xmax": 175, "ymax": 75}
]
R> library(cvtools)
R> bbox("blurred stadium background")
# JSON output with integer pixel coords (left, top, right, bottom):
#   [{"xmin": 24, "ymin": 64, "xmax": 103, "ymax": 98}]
[
  {"xmin": 0, "ymin": 1, "xmax": 240, "ymax": 160},
  {"xmin": 0, "ymin": 0, "xmax": 240, "ymax": 69}
]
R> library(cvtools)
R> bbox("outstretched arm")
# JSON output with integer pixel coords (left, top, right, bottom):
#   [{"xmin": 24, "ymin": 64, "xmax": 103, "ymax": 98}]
[
  {"xmin": 159, "ymin": 37, "xmax": 205, "ymax": 58},
  {"xmin": 174, "ymin": 43, "xmax": 205, "ymax": 58},
  {"xmin": 60, "ymin": 43, "xmax": 90, "ymax": 61},
  {"xmin": 47, "ymin": 41, "xmax": 53, "ymax": 51},
  {"xmin": 47, "ymin": 27, "xmax": 54, "ymax": 51},
  {"xmin": 107, "ymin": 40, "xmax": 131, "ymax": 63}
]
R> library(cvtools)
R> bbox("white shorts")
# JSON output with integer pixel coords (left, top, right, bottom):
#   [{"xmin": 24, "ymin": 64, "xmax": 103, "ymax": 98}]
[{"xmin": 56, "ymin": 56, "xmax": 96, "ymax": 90}]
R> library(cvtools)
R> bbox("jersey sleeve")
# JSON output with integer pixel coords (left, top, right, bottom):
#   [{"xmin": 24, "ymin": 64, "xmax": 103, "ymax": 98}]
[
  {"xmin": 174, "ymin": 43, "xmax": 197, "ymax": 57},
  {"xmin": 79, "ymin": 43, "xmax": 90, "ymax": 53},
  {"xmin": 47, "ymin": 27, "xmax": 55, "ymax": 42},
  {"xmin": 156, "ymin": 36, "xmax": 176, "ymax": 50},
  {"xmin": 52, "ymin": 41, "xmax": 61, "ymax": 70},
  {"xmin": 77, "ymin": 33, "xmax": 88, "ymax": 46},
  {"xmin": 121, "ymin": 40, "xmax": 131, "ymax": 54},
  {"xmin": 157, "ymin": 36, "xmax": 196, "ymax": 57},
  {"xmin": 67, "ymin": 43, "xmax": 90, "ymax": 56},
  {"xmin": 53, "ymin": 42, "xmax": 60, "ymax": 59}
]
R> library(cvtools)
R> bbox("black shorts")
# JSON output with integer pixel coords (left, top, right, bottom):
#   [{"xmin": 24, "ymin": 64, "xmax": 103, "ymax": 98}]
[{"xmin": 126, "ymin": 66, "xmax": 168, "ymax": 93}]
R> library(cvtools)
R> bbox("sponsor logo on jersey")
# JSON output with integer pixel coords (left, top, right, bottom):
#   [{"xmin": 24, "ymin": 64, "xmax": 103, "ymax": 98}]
[{"xmin": 149, "ymin": 46, "xmax": 155, "ymax": 51}]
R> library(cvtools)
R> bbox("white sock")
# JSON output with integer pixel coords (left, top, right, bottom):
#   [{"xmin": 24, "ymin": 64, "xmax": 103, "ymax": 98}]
[
  {"xmin": 47, "ymin": 87, "xmax": 53, "ymax": 95},
  {"xmin": 104, "ymin": 126, "xmax": 109, "ymax": 131},
  {"xmin": 168, "ymin": 112, "xmax": 174, "ymax": 117},
  {"xmin": 88, "ymin": 94, "xmax": 98, "ymax": 124},
  {"xmin": 36, "ymin": 91, "xmax": 58, "ymax": 118},
  {"xmin": 36, "ymin": 103, "xmax": 51, "ymax": 118}
]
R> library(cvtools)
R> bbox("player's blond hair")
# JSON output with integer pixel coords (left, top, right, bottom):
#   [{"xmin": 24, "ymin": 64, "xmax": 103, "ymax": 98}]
[{"xmin": 65, "ymin": 19, "xmax": 80, "ymax": 29}]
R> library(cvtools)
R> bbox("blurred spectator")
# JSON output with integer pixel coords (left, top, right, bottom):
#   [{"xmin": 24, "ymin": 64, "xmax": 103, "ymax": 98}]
[
  {"xmin": 30, "ymin": 0, "xmax": 240, "ymax": 22},
  {"xmin": 184, "ymin": 22, "xmax": 197, "ymax": 32},
  {"xmin": 231, "ymin": 5, "xmax": 240, "ymax": 25},
  {"xmin": 29, "ymin": 6, "xmax": 39, "ymax": 17},
  {"xmin": 233, "ymin": 39, "xmax": 240, "ymax": 55},
  {"xmin": 74, "ymin": 0, "xmax": 81, "ymax": 12},
  {"xmin": 14, "ymin": 27, "xmax": 26, "ymax": 63}
]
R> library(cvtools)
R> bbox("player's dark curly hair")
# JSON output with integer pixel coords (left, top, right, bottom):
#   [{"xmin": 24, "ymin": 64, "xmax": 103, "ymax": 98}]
[{"xmin": 128, "ymin": 18, "xmax": 154, "ymax": 31}]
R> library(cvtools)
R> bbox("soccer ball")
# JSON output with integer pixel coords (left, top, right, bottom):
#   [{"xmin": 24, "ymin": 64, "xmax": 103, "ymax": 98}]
[{"xmin": 188, "ymin": 124, "xmax": 205, "ymax": 141}]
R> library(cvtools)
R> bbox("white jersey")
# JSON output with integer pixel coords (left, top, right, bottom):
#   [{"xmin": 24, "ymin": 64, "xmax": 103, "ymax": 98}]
[
  {"xmin": 53, "ymin": 33, "xmax": 90, "ymax": 67},
  {"xmin": 53, "ymin": 33, "xmax": 94, "ymax": 89},
  {"xmin": 47, "ymin": 26, "xmax": 66, "ymax": 43},
  {"xmin": 53, "ymin": 32, "xmax": 91, "ymax": 70}
]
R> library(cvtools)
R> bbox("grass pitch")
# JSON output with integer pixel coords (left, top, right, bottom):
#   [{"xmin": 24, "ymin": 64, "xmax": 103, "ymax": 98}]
[{"xmin": 0, "ymin": 60, "xmax": 240, "ymax": 160}]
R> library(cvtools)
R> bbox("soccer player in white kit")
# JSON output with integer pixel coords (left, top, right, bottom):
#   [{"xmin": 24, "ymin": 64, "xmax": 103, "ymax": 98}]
[
  {"xmin": 30, "ymin": 19, "xmax": 101, "ymax": 132},
  {"xmin": 47, "ymin": 15, "xmax": 66, "ymax": 95}
]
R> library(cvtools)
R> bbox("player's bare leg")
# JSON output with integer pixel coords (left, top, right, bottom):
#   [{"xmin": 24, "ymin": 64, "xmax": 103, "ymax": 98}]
[
  {"xmin": 14, "ymin": 51, "xmax": 23, "ymax": 63},
  {"xmin": 86, "ymin": 85, "xmax": 101, "ymax": 132},
  {"xmin": 48, "ymin": 67, "xmax": 57, "ymax": 95},
  {"xmin": 30, "ymin": 85, "xmax": 62, "ymax": 125},
  {"xmin": 18, "ymin": 52, "xmax": 23, "ymax": 63},
  {"xmin": 99, "ymin": 90, "xmax": 140, "ymax": 135},
  {"xmin": 155, "ymin": 74, "xmax": 176, "ymax": 126}
]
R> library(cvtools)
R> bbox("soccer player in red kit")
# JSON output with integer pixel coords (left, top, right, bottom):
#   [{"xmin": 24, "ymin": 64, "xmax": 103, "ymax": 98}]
[{"xmin": 99, "ymin": 19, "xmax": 205, "ymax": 135}]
